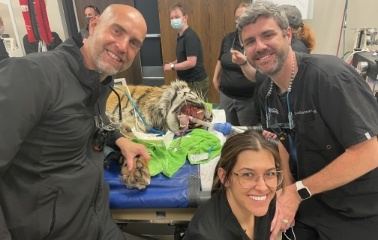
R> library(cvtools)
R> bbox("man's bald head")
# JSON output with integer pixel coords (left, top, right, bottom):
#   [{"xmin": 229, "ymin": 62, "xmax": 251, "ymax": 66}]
[
  {"xmin": 100, "ymin": 4, "xmax": 147, "ymax": 35},
  {"xmin": 84, "ymin": 4, "xmax": 147, "ymax": 79}
]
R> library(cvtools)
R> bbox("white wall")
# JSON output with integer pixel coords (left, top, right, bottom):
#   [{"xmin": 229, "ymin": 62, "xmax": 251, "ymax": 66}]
[
  {"xmin": 0, "ymin": 0, "xmax": 68, "ymax": 56},
  {"xmin": 305, "ymin": 0, "xmax": 377, "ymax": 56}
]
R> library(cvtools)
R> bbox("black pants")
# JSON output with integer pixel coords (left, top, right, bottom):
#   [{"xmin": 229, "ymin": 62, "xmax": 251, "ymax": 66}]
[{"xmin": 283, "ymin": 197, "xmax": 378, "ymax": 240}]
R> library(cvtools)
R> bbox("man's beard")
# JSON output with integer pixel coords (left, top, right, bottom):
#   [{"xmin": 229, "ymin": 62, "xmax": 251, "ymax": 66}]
[
  {"xmin": 252, "ymin": 44, "xmax": 290, "ymax": 77},
  {"xmin": 88, "ymin": 36, "xmax": 128, "ymax": 75}
]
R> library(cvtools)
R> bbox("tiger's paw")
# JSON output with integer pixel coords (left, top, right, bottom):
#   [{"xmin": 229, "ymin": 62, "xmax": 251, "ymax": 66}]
[{"xmin": 120, "ymin": 156, "xmax": 151, "ymax": 190}]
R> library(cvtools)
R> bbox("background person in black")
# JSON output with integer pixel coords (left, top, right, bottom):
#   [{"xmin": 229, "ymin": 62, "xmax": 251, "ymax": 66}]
[
  {"xmin": 0, "ymin": 16, "xmax": 9, "ymax": 61},
  {"xmin": 163, "ymin": 2, "xmax": 209, "ymax": 101},
  {"xmin": 213, "ymin": 2, "xmax": 259, "ymax": 126},
  {"xmin": 80, "ymin": 5, "xmax": 101, "ymax": 39},
  {"xmin": 23, "ymin": 31, "xmax": 62, "ymax": 54},
  {"xmin": 279, "ymin": 4, "xmax": 316, "ymax": 54},
  {"xmin": 238, "ymin": 2, "xmax": 378, "ymax": 240},
  {"xmin": 183, "ymin": 130, "xmax": 283, "ymax": 240}
]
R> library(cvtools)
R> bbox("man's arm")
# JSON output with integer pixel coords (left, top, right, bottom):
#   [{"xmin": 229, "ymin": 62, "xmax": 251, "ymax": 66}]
[
  {"xmin": 173, "ymin": 56, "xmax": 197, "ymax": 70},
  {"xmin": 270, "ymin": 137, "xmax": 378, "ymax": 240},
  {"xmin": 230, "ymin": 49, "xmax": 256, "ymax": 81},
  {"xmin": 99, "ymin": 83, "xmax": 150, "ymax": 171},
  {"xmin": 0, "ymin": 58, "xmax": 51, "ymax": 239},
  {"xmin": 304, "ymin": 137, "xmax": 378, "ymax": 195}
]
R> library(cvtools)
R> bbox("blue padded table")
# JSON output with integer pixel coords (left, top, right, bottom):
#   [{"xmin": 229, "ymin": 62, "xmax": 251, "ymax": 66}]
[
  {"xmin": 105, "ymin": 158, "xmax": 207, "ymax": 209},
  {"xmin": 105, "ymin": 110, "xmax": 225, "ymax": 226},
  {"xmin": 105, "ymin": 157, "xmax": 211, "ymax": 225}
]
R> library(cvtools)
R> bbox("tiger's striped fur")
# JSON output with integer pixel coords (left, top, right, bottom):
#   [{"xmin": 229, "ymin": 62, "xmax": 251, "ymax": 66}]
[{"xmin": 106, "ymin": 80, "xmax": 212, "ymax": 136}]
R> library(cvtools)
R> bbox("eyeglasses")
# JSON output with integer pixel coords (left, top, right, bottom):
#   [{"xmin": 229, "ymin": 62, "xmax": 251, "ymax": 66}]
[
  {"xmin": 233, "ymin": 170, "xmax": 283, "ymax": 189},
  {"xmin": 265, "ymin": 91, "xmax": 295, "ymax": 141}
]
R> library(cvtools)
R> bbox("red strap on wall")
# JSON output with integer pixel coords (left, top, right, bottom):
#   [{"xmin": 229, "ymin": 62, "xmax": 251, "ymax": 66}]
[
  {"xmin": 34, "ymin": 0, "xmax": 53, "ymax": 44},
  {"xmin": 19, "ymin": 0, "xmax": 36, "ymax": 42}
]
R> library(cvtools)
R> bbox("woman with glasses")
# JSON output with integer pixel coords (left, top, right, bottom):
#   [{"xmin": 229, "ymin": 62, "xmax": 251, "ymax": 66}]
[{"xmin": 183, "ymin": 130, "xmax": 283, "ymax": 240}]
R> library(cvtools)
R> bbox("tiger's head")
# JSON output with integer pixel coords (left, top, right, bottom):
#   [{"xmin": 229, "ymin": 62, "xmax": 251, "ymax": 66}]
[
  {"xmin": 148, "ymin": 80, "xmax": 213, "ymax": 134},
  {"xmin": 107, "ymin": 80, "xmax": 213, "ymax": 136}
]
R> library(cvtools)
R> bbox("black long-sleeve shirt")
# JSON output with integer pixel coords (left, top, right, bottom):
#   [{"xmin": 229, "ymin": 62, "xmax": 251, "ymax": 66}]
[{"xmin": 0, "ymin": 39, "xmax": 9, "ymax": 61}]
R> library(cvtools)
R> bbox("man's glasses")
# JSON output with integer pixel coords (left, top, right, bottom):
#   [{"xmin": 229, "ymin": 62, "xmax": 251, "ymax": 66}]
[
  {"xmin": 265, "ymin": 91, "xmax": 295, "ymax": 140},
  {"xmin": 233, "ymin": 169, "xmax": 283, "ymax": 189}
]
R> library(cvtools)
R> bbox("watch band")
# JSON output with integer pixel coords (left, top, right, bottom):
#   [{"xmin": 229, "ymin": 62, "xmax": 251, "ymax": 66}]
[
  {"xmin": 170, "ymin": 63, "xmax": 175, "ymax": 70},
  {"xmin": 295, "ymin": 180, "xmax": 306, "ymax": 189},
  {"xmin": 295, "ymin": 181, "xmax": 312, "ymax": 200}
]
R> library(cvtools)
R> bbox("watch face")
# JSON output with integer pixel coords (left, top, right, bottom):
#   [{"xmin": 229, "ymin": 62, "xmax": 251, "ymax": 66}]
[{"xmin": 298, "ymin": 188, "xmax": 311, "ymax": 200}]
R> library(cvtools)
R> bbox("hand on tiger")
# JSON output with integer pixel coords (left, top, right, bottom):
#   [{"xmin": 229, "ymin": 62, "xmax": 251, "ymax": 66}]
[{"xmin": 115, "ymin": 137, "xmax": 150, "ymax": 171}]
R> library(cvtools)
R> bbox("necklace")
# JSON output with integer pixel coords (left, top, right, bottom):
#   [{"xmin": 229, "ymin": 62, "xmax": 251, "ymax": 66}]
[
  {"xmin": 265, "ymin": 54, "xmax": 295, "ymax": 98},
  {"xmin": 265, "ymin": 54, "xmax": 296, "ymax": 130}
]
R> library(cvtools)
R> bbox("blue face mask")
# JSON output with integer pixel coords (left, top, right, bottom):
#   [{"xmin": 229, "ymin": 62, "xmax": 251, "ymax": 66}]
[{"xmin": 171, "ymin": 18, "xmax": 183, "ymax": 30}]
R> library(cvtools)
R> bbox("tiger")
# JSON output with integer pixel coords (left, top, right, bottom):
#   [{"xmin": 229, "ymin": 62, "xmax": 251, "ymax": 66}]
[
  {"xmin": 106, "ymin": 80, "xmax": 213, "ymax": 136},
  {"xmin": 105, "ymin": 80, "xmax": 213, "ymax": 189}
]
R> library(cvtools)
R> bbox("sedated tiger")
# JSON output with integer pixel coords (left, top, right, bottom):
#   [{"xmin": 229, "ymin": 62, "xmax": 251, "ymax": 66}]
[{"xmin": 105, "ymin": 80, "xmax": 213, "ymax": 189}]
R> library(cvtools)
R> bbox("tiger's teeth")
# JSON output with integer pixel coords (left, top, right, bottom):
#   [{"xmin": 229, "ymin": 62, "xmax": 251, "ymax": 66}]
[{"xmin": 197, "ymin": 110, "xmax": 203, "ymax": 114}]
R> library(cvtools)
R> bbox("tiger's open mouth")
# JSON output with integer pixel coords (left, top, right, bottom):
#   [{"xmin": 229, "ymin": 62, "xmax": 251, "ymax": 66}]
[{"xmin": 176, "ymin": 102, "xmax": 212, "ymax": 133}]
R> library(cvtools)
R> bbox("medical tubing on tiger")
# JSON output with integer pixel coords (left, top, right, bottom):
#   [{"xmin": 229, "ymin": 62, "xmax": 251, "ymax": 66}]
[{"xmin": 188, "ymin": 116, "xmax": 263, "ymax": 136}]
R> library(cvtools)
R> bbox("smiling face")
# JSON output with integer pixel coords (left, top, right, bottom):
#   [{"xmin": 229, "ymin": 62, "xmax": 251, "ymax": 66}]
[
  {"xmin": 241, "ymin": 17, "xmax": 291, "ymax": 76},
  {"xmin": 220, "ymin": 149, "xmax": 277, "ymax": 218},
  {"xmin": 86, "ymin": 5, "xmax": 147, "ymax": 77}
]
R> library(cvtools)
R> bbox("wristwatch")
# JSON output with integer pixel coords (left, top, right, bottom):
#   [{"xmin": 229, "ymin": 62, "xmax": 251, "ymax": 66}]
[
  {"xmin": 170, "ymin": 63, "xmax": 175, "ymax": 70},
  {"xmin": 295, "ymin": 181, "xmax": 312, "ymax": 200}
]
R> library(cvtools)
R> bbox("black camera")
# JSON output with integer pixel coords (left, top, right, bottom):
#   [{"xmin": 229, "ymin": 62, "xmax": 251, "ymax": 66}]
[{"xmin": 93, "ymin": 116, "xmax": 116, "ymax": 152}]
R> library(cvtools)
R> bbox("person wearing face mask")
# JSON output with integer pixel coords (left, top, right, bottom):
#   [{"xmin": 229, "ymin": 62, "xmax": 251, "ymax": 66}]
[
  {"xmin": 213, "ymin": 2, "xmax": 259, "ymax": 126},
  {"xmin": 80, "ymin": 5, "xmax": 101, "ymax": 40},
  {"xmin": 0, "ymin": 16, "xmax": 9, "ymax": 61},
  {"xmin": 182, "ymin": 130, "xmax": 283, "ymax": 240},
  {"xmin": 164, "ymin": 2, "xmax": 209, "ymax": 101}
]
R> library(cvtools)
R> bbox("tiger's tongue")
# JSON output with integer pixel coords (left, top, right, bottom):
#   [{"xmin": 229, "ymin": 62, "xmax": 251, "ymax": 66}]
[
  {"xmin": 178, "ymin": 115, "xmax": 190, "ymax": 127},
  {"xmin": 180, "ymin": 105, "xmax": 205, "ymax": 120}
]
